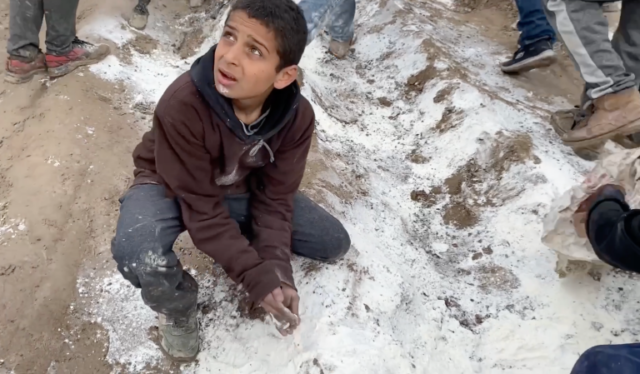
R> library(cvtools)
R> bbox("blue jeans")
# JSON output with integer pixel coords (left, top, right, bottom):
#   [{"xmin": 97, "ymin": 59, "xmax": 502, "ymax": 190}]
[
  {"xmin": 298, "ymin": 0, "xmax": 355, "ymax": 44},
  {"xmin": 572, "ymin": 344, "xmax": 640, "ymax": 374},
  {"xmin": 516, "ymin": 0, "xmax": 556, "ymax": 47}
]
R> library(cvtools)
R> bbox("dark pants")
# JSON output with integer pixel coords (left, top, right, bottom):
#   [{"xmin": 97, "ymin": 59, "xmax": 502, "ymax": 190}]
[
  {"xmin": 516, "ymin": 0, "xmax": 556, "ymax": 47},
  {"xmin": 7, "ymin": 0, "xmax": 79, "ymax": 60},
  {"xmin": 572, "ymin": 344, "xmax": 640, "ymax": 374},
  {"xmin": 111, "ymin": 184, "xmax": 351, "ymax": 318}
]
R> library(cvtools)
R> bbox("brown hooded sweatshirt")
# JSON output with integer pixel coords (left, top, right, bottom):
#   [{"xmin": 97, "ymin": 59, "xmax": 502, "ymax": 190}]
[{"xmin": 131, "ymin": 46, "xmax": 315, "ymax": 303}]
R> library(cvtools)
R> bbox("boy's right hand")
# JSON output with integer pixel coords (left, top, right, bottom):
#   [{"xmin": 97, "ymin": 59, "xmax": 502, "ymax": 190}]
[{"xmin": 260, "ymin": 284, "xmax": 300, "ymax": 336}]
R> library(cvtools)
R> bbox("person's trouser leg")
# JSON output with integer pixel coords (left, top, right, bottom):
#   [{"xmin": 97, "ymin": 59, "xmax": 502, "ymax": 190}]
[
  {"xmin": 227, "ymin": 192, "xmax": 351, "ymax": 261},
  {"xmin": 542, "ymin": 0, "xmax": 636, "ymax": 103},
  {"xmin": 111, "ymin": 184, "xmax": 198, "ymax": 318},
  {"xmin": 43, "ymin": 0, "xmax": 79, "ymax": 55},
  {"xmin": 612, "ymin": 0, "xmax": 640, "ymax": 90},
  {"xmin": 7, "ymin": 0, "xmax": 44, "ymax": 60},
  {"xmin": 515, "ymin": 0, "xmax": 556, "ymax": 47},
  {"xmin": 298, "ymin": 0, "xmax": 356, "ymax": 44},
  {"xmin": 571, "ymin": 344, "xmax": 640, "ymax": 374}
]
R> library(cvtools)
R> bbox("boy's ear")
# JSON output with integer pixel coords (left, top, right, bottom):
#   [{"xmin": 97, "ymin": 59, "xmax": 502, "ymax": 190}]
[{"xmin": 274, "ymin": 65, "xmax": 299, "ymax": 89}]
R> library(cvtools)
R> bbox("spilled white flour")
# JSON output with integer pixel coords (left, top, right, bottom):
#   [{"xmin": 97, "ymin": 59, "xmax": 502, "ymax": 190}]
[{"xmin": 80, "ymin": 1, "xmax": 640, "ymax": 373}]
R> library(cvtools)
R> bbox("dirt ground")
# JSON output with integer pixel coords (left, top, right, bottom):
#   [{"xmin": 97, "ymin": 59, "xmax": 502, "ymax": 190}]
[{"xmin": 0, "ymin": 0, "xmax": 621, "ymax": 372}]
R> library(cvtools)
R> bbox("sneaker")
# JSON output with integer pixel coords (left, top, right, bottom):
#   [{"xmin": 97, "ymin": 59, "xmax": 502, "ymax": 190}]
[
  {"xmin": 128, "ymin": 3, "xmax": 149, "ymax": 30},
  {"xmin": 5, "ymin": 53, "xmax": 47, "ymax": 84},
  {"xmin": 46, "ymin": 38, "xmax": 110, "ymax": 79},
  {"xmin": 562, "ymin": 88, "xmax": 640, "ymax": 147},
  {"xmin": 501, "ymin": 39, "xmax": 558, "ymax": 74},
  {"xmin": 158, "ymin": 311, "xmax": 199, "ymax": 362}
]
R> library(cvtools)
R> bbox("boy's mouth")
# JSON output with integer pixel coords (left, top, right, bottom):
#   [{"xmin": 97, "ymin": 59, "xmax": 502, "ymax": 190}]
[{"xmin": 217, "ymin": 68, "xmax": 237, "ymax": 87}]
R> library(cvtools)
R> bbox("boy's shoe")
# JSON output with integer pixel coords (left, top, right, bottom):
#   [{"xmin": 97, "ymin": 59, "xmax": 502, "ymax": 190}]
[
  {"xmin": 562, "ymin": 88, "xmax": 640, "ymax": 147},
  {"xmin": 501, "ymin": 39, "xmax": 557, "ymax": 74},
  {"xmin": 158, "ymin": 310, "xmax": 199, "ymax": 362},
  {"xmin": 5, "ymin": 53, "xmax": 47, "ymax": 84},
  {"xmin": 46, "ymin": 38, "xmax": 110, "ymax": 79},
  {"xmin": 129, "ymin": 3, "xmax": 149, "ymax": 30}
]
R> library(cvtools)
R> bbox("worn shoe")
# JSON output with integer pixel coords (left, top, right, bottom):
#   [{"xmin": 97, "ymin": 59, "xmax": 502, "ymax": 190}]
[
  {"xmin": 551, "ymin": 107, "xmax": 602, "ymax": 161},
  {"xmin": 129, "ymin": 3, "xmax": 149, "ymax": 30},
  {"xmin": 158, "ymin": 310, "xmax": 199, "ymax": 361},
  {"xmin": 328, "ymin": 36, "xmax": 356, "ymax": 59},
  {"xmin": 501, "ymin": 39, "xmax": 557, "ymax": 74},
  {"xmin": 562, "ymin": 88, "xmax": 640, "ymax": 147},
  {"xmin": 5, "ymin": 53, "xmax": 47, "ymax": 84},
  {"xmin": 46, "ymin": 38, "xmax": 110, "ymax": 79}
]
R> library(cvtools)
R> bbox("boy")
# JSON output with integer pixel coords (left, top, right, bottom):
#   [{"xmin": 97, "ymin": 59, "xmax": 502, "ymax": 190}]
[{"xmin": 112, "ymin": 0, "xmax": 351, "ymax": 361}]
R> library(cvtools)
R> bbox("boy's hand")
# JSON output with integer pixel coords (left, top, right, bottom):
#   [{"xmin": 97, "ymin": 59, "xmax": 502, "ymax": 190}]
[{"xmin": 260, "ymin": 283, "xmax": 300, "ymax": 336}]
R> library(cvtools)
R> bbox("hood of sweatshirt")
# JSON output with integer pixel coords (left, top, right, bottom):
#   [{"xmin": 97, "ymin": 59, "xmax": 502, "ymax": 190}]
[{"xmin": 189, "ymin": 45, "xmax": 301, "ymax": 143}]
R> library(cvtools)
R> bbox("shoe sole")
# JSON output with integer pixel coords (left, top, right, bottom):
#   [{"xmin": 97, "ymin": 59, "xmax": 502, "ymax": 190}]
[
  {"xmin": 564, "ymin": 118, "xmax": 640, "ymax": 148},
  {"xmin": 501, "ymin": 50, "xmax": 558, "ymax": 74},
  {"xmin": 48, "ymin": 47, "xmax": 111, "ymax": 79},
  {"xmin": 550, "ymin": 110, "xmax": 602, "ymax": 161},
  {"xmin": 4, "ymin": 68, "xmax": 47, "ymax": 84},
  {"xmin": 158, "ymin": 343, "xmax": 198, "ymax": 363},
  {"xmin": 128, "ymin": 12, "xmax": 148, "ymax": 30}
]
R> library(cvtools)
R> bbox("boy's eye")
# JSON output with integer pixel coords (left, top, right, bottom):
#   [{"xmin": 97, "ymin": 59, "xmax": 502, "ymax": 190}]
[
  {"xmin": 250, "ymin": 47, "xmax": 262, "ymax": 56},
  {"xmin": 223, "ymin": 31, "xmax": 235, "ymax": 41}
]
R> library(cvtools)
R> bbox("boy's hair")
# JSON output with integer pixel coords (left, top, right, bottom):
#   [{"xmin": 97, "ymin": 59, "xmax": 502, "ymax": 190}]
[{"xmin": 228, "ymin": 0, "xmax": 308, "ymax": 71}]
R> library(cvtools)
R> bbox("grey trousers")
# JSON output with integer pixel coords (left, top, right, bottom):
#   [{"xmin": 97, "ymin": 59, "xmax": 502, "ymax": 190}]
[
  {"xmin": 7, "ymin": 0, "xmax": 79, "ymax": 60},
  {"xmin": 111, "ymin": 184, "xmax": 351, "ymax": 318},
  {"xmin": 542, "ymin": 0, "xmax": 640, "ymax": 103},
  {"xmin": 298, "ymin": 0, "xmax": 356, "ymax": 44}
]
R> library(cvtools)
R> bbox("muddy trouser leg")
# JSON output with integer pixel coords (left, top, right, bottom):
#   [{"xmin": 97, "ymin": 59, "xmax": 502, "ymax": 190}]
[
  {"xmin": 298, "ymin": 0, "xmax": 356, "ymax": 45},
  {"xmin": 571, "ymin": 343, "xmax": 640, "ymax": 374},
  {"xmin": 227, "ymin": 192, "xmax": 352, "ymax": 261},
  {"xmin": 42, "ymin": 0, "xmax": 80, "ymax": 55},
  {"xmin": 7, "ymin": 0, "xmax": 44, "ymax": 60},
  {"xmin": 587, "ymin": 199, "xmax": 640, "ymax": 273},
  {"xmin": 111, "ymin": 184, "xmax": 197, "ymax": 318},
  {"xmin": 542, "ymin": 0, "xmax": 636, "ymax": 105}
]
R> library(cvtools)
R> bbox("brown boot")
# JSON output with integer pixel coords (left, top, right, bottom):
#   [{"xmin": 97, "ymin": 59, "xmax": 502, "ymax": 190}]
[
  {"xmin": 562, "ymin": 88, "xmax": 640, "ymax": 147},
  {"xmin": 551, "ymin": 108, "xmax": 602, "ymax": 160},
  {"xmin": 5, "ymin": 53, "xmax": 47, "ymax": 84},
  {"xmin": 46, "ymin": 38, "xmax": 110, "ymax": 79},
  {"xmin": 328, "ymin": 36, "xmax": 356, "ymax": 59}
]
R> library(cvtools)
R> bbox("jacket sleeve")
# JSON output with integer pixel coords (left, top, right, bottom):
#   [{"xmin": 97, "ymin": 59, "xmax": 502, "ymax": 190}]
[
  {"xmin": 250, "ymin": 102, "xmax": 315, "ymax": 289},
  {"xmin": 154, "ymin": 103, "xmax": 282, "ymax": 303}
]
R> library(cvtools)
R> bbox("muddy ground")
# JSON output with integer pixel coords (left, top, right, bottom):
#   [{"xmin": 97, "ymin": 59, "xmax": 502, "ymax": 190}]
[{"xmin": 0, "ymin": 0, "xmax": 618, "ymax": 372}]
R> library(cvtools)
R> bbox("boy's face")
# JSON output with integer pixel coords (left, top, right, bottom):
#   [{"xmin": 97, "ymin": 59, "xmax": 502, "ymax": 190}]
[{"xmin": 214, "ymin": 11, "xmax": 298, "ymax": 100}]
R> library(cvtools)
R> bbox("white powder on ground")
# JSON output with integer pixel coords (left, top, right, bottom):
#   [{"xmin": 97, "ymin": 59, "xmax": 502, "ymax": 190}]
[{"xmin": 81, "ymin": 1, "xmax": 640, "ymax": 373}]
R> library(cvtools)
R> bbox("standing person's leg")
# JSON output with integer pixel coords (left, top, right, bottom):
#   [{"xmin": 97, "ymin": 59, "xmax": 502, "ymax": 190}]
[
  {"xmin": 5, "ymin": 0, "xmax": 47, "ymax": 83},
  {"xmin": 42, "ymin": 0, "xmax": 110, "ymax": 79},
  {"xmin": 326, "ymin": 0, "xmax": 356, "ymax": 59},
  {"xmin": 129, "ymin": 0, "xmax": 151, "ymax": 30},
  {"xmin": 571, "ymin": 344, "xmax": 640, "ymax": 374},
  {"xmin": 542, "ymin": 0, "xmax": 640, "ymax": 146},
  {"xmin": 502, "ymin": 0, "xmax": 557, "ymax": 74},
  {"xmin": 111, "ymin": 184, "xmax": 199, "ymax": 361},
  {"xmin": 298, "ymin": 0, "xmax": 356, "ymax": 59},
  {"xmin": 612, "ymin": 0, "xmax": 640, "ymax": 90}
]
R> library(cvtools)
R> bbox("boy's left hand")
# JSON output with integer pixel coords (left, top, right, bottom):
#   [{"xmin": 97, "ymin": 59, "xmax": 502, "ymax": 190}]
[{"xmin": 261, "ymin": 283, "xmax": 300, "ymax": 336}]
